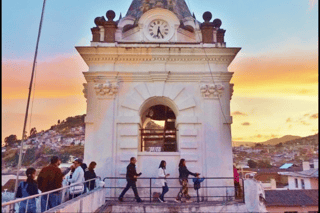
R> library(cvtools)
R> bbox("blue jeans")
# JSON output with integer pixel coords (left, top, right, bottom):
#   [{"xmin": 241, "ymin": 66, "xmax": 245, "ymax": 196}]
[
  {"xmin": 41, "ymin": 192, "xmax": 61, "ymax": 212},
  {"xmin": 119, "ymin": 180, "xmax": 141, "ymax": 201},
  {"xmin": 19, "ymin": 198, "xmax": 36, "ymax": 213},
  {"xmin": 160, "ymin": 183, "xmax": 169, "ymax": 200}
]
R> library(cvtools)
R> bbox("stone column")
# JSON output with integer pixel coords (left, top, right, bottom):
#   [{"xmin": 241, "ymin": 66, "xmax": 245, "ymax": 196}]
[{"xmin": 200, "ymin": 83, "xmax": 233, "ymax": 200}]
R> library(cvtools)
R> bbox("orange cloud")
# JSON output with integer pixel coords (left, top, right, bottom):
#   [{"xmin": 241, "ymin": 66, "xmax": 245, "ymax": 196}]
[
  {"xmin": 232, "ymin": 111, "xmax": 247, "ymax": 116},
  {"xmin": 242, "ymin": 122, "xmax": 250, "ymax": 126},
  {"xmin": 229, "ymin": 53, "xmax": 318, "ymax": 98},
  {"xmin": 2, "ymin": 55, "xmax": 88, "ymax": 99},
  {"xmin": 310, "ymin": 113, "xmax": 318, "ymax": 119}
]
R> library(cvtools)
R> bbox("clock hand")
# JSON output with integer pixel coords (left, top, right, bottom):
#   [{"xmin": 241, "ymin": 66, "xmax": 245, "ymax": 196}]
[
  {"xmin": 157, "ymin": 26, "xmax": 161, "ymax": 38},
  {"xmin": 159, "ymin": 31, "xmax": 164, "ymax": 38}
]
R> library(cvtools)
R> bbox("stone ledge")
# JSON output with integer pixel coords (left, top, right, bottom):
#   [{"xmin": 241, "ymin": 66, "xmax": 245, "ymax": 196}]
[{"xmin": 96, "ymin": 200, "xmax": 248, "ymax": 213}]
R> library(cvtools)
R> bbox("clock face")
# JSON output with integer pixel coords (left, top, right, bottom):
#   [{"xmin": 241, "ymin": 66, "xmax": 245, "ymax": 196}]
[{"xmin": 148, "ymin": 19, "xmax": 170, "ymax": 40}]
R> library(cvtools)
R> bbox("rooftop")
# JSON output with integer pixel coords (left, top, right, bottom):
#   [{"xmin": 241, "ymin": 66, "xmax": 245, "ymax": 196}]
[{"xmin": 265, "ymin": 189, "xmax": 319, "ymax": 207}]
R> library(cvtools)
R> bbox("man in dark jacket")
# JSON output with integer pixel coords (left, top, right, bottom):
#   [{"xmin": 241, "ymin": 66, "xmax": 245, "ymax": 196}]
[
  {"xmin": 118, "ymin": 157, "xmax": 142, "ymax": 202},
  {"xmin": 37, "ymin": 156, "xmax": 64, "ymax": 212}
]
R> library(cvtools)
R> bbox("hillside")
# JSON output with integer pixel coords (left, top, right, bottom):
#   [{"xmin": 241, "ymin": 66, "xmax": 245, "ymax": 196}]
[{"xmin": 233, "ymin": 135, "xmax": 302, "ymax": 147}]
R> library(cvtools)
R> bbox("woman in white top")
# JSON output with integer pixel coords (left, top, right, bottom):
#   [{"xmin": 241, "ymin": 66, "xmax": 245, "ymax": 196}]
[
  {"xmin": 158, "ymin": 160, "xmax": 170, "ymax": 203},
  {"xmin": 68, "ymin": 158, "xmax": 85, "ymax": 199}
]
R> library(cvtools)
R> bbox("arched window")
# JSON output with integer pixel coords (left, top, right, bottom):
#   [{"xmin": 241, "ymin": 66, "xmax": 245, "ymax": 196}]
[{"xmin": 140, "ymin": 105, "xmax": 177, "ymax": 152}]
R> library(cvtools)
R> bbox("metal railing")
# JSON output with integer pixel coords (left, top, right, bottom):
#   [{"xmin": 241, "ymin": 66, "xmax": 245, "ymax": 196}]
[
  {"xmin": 103, "ymin": 177, "xmax": 245, "ymax": 203},
  {"xmin": 140, "ymin": 129, "xmax": 177, "ymax": 152},
  {"xmin": 1, "ymin": 177, "xmax": 100, "ymax": 213}
]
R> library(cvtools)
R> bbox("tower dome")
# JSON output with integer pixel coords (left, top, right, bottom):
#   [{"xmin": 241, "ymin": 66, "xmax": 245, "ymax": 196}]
[{"xmin": 126, "ymin": 0, "xmax": 192, "ymax": 21}]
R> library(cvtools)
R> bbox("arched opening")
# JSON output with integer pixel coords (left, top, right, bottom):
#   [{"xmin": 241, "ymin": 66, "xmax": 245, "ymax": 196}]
[{"xmin": 140, "ymin": 104, "xmax": 177, "ymax": 152}]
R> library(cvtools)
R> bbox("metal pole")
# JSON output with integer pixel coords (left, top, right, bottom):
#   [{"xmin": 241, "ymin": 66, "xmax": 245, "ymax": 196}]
[
  {"xmin": 14, "ymin": 0, "xmax": 47, "ymax": 198},
  {"xmin": 149, "ymin": 178, "xmax": 152, "ymax": 203},
  {"xmin": 242, "ymin": 178, "xmax": 245, "ymax": 203}
]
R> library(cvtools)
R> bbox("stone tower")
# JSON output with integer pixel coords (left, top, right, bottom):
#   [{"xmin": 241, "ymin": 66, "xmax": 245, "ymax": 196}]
[{"xmin": 76, "ymin": 0, "xmax": 240, "ymax": 199}]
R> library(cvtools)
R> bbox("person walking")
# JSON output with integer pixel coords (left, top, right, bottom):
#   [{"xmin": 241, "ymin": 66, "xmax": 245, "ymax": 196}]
[
  {"xmin": 158, "ymin": 160, "xmax": 170, "ymax": 203},
  {"xmin": 192, "ymin": 174, "xmax": 205, "ymax": 203},
  {"xmin": 175, "ymin": 159, "xmax": 200, "ymax": 203},
  {"xmin": 68, "ymin": 158, "xmax": 85, "ymax": 200},
  {"xmin": 84, "ymin": 161, "xmax": 97, "ymax": 191},
  {"xmin": 37, "ymin": 156, "xmax": 64, "ymax": 212},
  {"xmin": 16, "ymin": 168, "xmax": 39, "ymax": 213},
  {"xmin": 233, "ymin": 165, "xmax": 241, "ymax": 198},
  {"xmin": 118, "ymin": 157, "xmax": 143, "ymax": 202}
]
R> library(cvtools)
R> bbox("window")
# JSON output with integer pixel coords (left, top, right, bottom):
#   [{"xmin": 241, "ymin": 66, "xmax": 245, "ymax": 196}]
[
  {"xmin": 295, "ymin": 178, "xmax": 298, "ymax": 188},
  {"xmin": 140, "ymin": 105, "xmax": 177, "ymax": 152},
  {"xmin": 301, "ymin": 179, "xmax": 305, "ymax": 189}
]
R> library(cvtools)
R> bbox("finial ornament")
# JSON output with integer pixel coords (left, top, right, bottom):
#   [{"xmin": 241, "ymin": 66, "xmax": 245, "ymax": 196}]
[{"xmin": 203, "ymin": 11, "xmax": 212, "ymax": 22}]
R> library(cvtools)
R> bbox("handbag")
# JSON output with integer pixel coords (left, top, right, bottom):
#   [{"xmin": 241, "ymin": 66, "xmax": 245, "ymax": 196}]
[{"xmin": 69, "ymin": 184, "xmax": 84, "ymax": 195}]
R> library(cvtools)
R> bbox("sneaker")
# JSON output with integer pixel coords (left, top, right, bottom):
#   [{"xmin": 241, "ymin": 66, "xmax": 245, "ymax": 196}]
[
  {"xmin": 158, "ymin": 197, "xmax": 164, "ymax": 203},
  {"xmin": 118, "ymin": 197, "xmax": 123, "ymax": 202},
  {"xmin": 186, "ymin": 199, "xmax": 193, "ymax": 203},
  {"xmin": 174, "ymin": 199, "xmax": 181, "ymax": 203}
]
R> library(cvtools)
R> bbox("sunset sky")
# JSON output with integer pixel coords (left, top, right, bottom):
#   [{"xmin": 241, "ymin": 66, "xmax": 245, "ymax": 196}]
[{"xmin": 2, "ymin": 0, "xmax": 318, "ymax": 144}]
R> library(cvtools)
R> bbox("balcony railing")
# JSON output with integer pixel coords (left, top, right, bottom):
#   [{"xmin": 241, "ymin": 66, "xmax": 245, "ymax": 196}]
[
  {"xmin": 103, "ymin": 177, "xmax": 245, "ymax": 203},
  {"xmin": 1, "ymin": 177, "xmax": 100, "ymax": 213}
]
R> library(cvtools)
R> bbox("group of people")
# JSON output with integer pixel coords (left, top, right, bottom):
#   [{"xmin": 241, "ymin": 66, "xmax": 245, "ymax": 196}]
[
  {"xmin": 118, "ymin": 157, "xmax": 205, "ymax": 203},
  {"xmin": 15, "ymin": 156, "xmax": 98, "ymax": 213}
]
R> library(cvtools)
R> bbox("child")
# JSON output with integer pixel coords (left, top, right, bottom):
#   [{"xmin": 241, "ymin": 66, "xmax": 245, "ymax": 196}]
[
  {"xmin": 192, "ymin": 175, "xmax": 205, "ymax": 203},
  {"xmin": 16, "ymin": 168, "xmax": 39, "ymax": 213}
]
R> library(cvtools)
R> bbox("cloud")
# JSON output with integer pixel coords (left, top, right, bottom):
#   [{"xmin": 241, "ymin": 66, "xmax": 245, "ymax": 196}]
[
  {"xmin": 309, "ymin": 0, "xmax": 318, "ymax": 11},
  {"xmin": 310, "ymin": 113, "xmax": 318, "ymax": 119},
  {"xmin": 242, "ymin": 122, "xmax": 250, "ymax": 126},
  {"xmin": 286, "ymin": 118, "xmax": 292, "ymax": 123},
  {"xmin": 233, "ymin": 137, "xmax": 244, "ymax": 141},
  {"xmin": 301, "ymin": 121, "xmax": 311, "ymax": 126},
  {"xmin": 304, "ymin": 114, "xmax": 310, "ymax": 117},
  {"xmin": 232, "ymin": 111, "xmax": 248, "ymax": 116}
]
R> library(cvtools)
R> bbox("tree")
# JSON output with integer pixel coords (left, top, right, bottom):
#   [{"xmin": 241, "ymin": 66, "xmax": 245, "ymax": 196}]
[
  {"xmin": 275, "ymin": 143, "xmax": 283, "ymax": 148},
  {"xmin": 29, "ymin": 127, "xmax": 37, "ymax": 138},
  {"xmin": 58, "ymin": 119, "xmax": 60, "ymax": 124},
  {"xmin": 248, "ymin": 159, "xmax": 257, "ymax": 168},
  {"xmin": 4, "ymin": 135, "xmax": 18, "ymax": 147},
  {"xmin": 257, "ymin": 160, "xmax": 272, "ymax": 168},
  {"xmin": 255, "ymin": 143, "xmax": 263, "ymax": 148}
]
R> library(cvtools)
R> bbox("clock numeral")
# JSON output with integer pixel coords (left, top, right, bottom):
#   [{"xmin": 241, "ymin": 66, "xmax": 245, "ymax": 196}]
[
  {"xmin": 151, "ymin": 33, "xmax": 154, "ymax": 36},
  {"xmin": 157, "ymin": 21, "xmax": 160, "ymax": 24},
  {"xmin": 149, "ymin": 29, "xmax": 153, "ymax": 31},
  {"xmin": 164, "ymin": 25, "xmax": 168, "ymax": 28},
  {"xmin": 164, "ymin": 32, "xmax": 168, "ymax": 35}
]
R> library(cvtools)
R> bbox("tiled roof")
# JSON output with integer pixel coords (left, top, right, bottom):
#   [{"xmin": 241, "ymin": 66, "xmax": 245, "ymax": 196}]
[
  {"xmin": 126, "ymin": 0, "xmax": 192, "ymax": 21},
  {"xmin": 280, "ymin": 169, "xmax": 318, "ymax": 178},
  {"xmin": 265, "ymin": 189, "xmax": 319, "ymax": 206}
]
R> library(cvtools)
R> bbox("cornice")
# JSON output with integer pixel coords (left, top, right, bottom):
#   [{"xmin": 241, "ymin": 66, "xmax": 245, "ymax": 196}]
[{"xmin": 83, "ymin": 71, "xmax": 233, "ymax": 83}]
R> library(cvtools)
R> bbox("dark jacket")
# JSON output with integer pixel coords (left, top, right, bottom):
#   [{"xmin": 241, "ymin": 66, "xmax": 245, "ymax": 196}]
[
  {"xmin": 192, "ymin": 178, "xmax": 205, "ymax": 190},
  {"xmin": 126, "ymin": 163, "xmax": 141, "ymax": 182},
  {"xmin": 84, "ymin": 170, "xmax": 97, "ymax": 190},
  {"xmin": 179, "ymin": 166, "xmax": 197, "ymax": 180},
  {"xmin": 37, "ymin": 164, "xmax": 64, "ymax": 192}
]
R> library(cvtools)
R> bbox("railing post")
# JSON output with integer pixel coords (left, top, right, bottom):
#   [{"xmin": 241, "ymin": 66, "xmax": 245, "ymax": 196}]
[
  {"xmin": 45, "ymin": 193, "xmax": 49, "ymax": 212},
  {"xmin": 242, "ymin": 178, "xmax": 245, "ymax": 203},
  {"xmin": 149, "ymin": 178, "xmax": 152, "ymax": 203}
]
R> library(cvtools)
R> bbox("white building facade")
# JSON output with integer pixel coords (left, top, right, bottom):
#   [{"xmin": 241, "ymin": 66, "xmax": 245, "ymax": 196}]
[{"xmin": 77, "ymin": 0, "xmax": 240, "ymax": 199}]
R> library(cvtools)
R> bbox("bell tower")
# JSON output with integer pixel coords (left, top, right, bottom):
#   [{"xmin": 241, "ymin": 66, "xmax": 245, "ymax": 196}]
[{"xmin": 76, "ymin": 0, "xmax": 240, "ymax": 200}]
